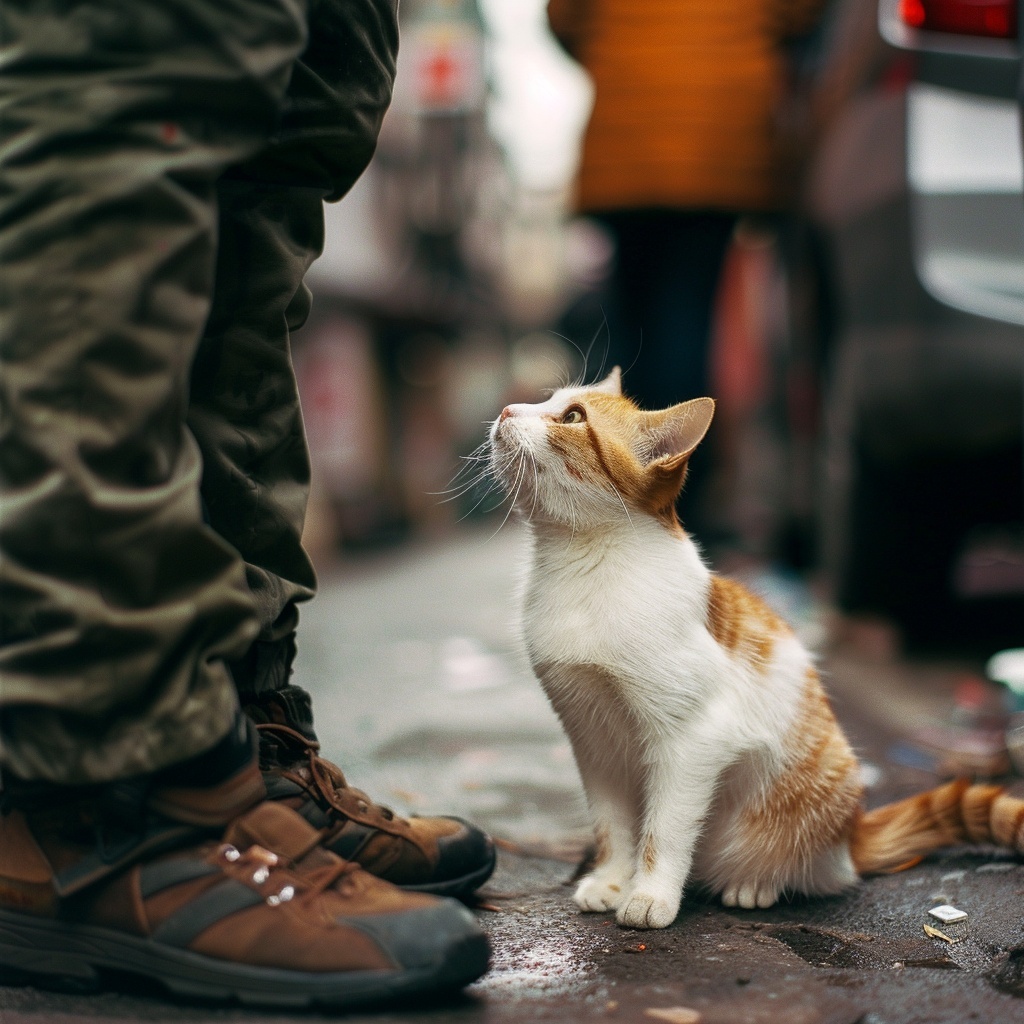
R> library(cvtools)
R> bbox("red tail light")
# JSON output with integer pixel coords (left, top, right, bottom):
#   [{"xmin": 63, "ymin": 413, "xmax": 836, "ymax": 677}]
[{"xmin": 898, "ymin": 0, "xmax": 1018, "ymax": 38}]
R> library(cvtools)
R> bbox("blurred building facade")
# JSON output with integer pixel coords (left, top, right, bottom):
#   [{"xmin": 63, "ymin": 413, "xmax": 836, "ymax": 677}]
[{"xmin": 297, "ymin": 0, "xmax": 601, "ymax": 552}]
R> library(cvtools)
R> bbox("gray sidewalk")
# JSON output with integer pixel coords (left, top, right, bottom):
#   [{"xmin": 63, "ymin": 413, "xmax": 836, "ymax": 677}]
[
  {"xmin": 3, "ymin": 525, "xmax": 1024, "ymax": 1023},
  {"xmin": 293, "ymin": 525, "xmax": 588, "ymax": 854}
]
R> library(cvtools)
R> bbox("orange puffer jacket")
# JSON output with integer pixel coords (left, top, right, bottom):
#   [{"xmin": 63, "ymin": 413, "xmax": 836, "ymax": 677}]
[{"xmin": 548, "ymin": 0, "xmax": 826, "ymax": 213}]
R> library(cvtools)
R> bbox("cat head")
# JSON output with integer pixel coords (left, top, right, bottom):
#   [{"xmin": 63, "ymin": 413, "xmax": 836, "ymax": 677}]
[{"xmin": 489, "ymin": 367, "xmax": 714, "ymax": 531}]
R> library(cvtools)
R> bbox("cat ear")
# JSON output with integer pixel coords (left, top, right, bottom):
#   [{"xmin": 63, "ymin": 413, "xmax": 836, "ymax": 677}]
[
  {"xmin": 644, "ymin": 397, "xmax": 715, "ymax": 470},
  {"xmin": 590, "ymin": 366, "xmax": 622, "ymax": 396}
]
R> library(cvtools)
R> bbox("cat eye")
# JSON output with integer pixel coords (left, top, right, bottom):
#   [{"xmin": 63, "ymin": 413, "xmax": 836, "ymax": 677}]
[{"xmin": 560, "ymin": 406, "xmax": 586, "ymax": 424}]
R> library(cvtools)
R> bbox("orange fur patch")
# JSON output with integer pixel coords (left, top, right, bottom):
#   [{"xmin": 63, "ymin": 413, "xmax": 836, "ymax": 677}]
[
  {"xmin": 642, "ymin": 834, "xmax": 657, "ymax": 872},
  {"xmin": 706, "ymin": 576, "xmax": 788, "ymax": 672},
  {"xmin": 739, "ymin": 668, "xmax": 862, "ymax": 870}
]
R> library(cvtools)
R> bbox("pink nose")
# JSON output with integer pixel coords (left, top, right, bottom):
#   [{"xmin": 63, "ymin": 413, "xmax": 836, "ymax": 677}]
[{"xmin": 499, "ymin": 406, "xmax": 514, "ymax": 422}]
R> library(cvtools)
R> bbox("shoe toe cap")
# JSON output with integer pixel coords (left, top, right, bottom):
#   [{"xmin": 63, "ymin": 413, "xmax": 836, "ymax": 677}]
[
  {"xmin": 433, "ymin": 817, "xmax": 496, "ymax": 886},
  {"xmin": 342, "ymin": 899, "xmax": 490, "ymax": 980}
]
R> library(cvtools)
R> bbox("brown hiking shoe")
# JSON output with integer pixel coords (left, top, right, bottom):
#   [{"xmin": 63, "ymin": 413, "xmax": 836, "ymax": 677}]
[
  {"xmin": 0, "ymin": 787, "xmax": 489, "ymax": 1008},
  {"xmin": 255, "ymin": 722, "xmax": 496, "ymax": 898}
]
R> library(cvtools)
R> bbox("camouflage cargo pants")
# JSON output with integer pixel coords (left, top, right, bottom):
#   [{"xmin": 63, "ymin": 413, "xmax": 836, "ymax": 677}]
[{"xmin": 0, "ymin": 0, "xmax": 398, "ymax": 783}]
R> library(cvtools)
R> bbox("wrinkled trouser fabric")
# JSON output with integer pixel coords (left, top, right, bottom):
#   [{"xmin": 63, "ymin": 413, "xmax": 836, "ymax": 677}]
[{"xmin": 0, "ymin": 0, "xmax": 398, "ymax": 783}]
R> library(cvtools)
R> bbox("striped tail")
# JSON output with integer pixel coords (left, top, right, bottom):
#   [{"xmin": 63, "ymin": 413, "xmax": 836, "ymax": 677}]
[{"xmin": 850, "ymin": 779, "xmax": 1024, "ymax": 876}]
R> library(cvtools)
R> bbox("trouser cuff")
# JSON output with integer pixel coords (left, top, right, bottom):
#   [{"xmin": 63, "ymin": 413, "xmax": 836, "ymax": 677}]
[{"xmin": 229, "ymin": 634, "xmax": 297, "ymax": 697}]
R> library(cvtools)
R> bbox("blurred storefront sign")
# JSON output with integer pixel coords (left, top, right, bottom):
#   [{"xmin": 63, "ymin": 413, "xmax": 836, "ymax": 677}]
[{"xmin": 407, "ymin": 20, "xmax": 485, "ymax": 114}]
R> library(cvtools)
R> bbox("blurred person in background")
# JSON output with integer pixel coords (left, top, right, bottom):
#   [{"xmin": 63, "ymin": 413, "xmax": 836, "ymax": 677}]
[
  {"xmin": 0, "ymin": 0, "xmax": 493, "ymax": 1006},
  {"xmin": 547, "ymin": 0, "xmax": 827, "ymax": 540}
]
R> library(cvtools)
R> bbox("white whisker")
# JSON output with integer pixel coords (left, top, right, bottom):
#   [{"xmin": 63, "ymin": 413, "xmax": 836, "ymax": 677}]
[
  {"xmin": 486, "ymin": 454, "xmax": 527, "ymax": 540},
  {"xmin": 608, "ymin": 481, "xmax": 635, "ymax": 533}
]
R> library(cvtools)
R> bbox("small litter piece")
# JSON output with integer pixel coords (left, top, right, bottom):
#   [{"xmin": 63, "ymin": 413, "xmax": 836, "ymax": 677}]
[
  {"xmin": 644, "ymin": 1008, "xmax": 702, "ymax": 1024},
  {"xmin": 928, "ymin": 904, "xmax": 968, "ymax": 924},
  {"xmin": 926, "ymin": 904, "xmax": 968, "ymax": 943},
  {"xmin": 923, "ymin": 924, "xmax": 954, "ymax": 944}
]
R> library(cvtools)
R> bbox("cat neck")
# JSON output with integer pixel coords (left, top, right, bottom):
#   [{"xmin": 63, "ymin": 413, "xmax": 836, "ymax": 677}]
[{"xmin": 526, "ymin": 513, "xmax": 706, "ymax": 579}]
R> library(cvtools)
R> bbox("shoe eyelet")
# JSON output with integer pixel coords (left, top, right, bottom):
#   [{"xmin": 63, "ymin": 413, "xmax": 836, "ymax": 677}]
[{"xmin": 266, "ymin": 885, "xmax": 295, "ymax": 907}]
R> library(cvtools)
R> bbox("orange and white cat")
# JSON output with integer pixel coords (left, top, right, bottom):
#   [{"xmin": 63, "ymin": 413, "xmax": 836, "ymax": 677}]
[{"xmin": 489, "ymin": 367, "xmax": 1024, "ymax": 930}]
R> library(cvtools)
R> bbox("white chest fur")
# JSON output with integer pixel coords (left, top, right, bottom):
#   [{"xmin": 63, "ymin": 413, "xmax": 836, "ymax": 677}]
[
  {"xmin": 520, "ymin": 515, "xmax": 811, "ymax": 777},
  {"xmin": 521, "ymin": 521, "xmax": 725, "ymax": 712}
]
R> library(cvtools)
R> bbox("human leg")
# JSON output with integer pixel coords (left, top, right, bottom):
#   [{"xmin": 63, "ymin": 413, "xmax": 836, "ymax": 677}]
[
  {"xmin": 596, "ymin": 208, "xmax": 736, "ymax": 411},
  {"xmin": 0, "ymin": 0, "xmax": 309, "ymax": 784},
  {"xmin": 0, "ymin": 0, "xmax": 489, "ymax": 1002},
  {"xmin": 595, "ymin": 209, "xmax": 736, "ymax": 534},
  {"xmin": 189, "ymin": 0, "xmax": 406, "ymax": 709},
  {"xmin": 185, "ymin": 0, "xmax": 495, "ymax": 897}
]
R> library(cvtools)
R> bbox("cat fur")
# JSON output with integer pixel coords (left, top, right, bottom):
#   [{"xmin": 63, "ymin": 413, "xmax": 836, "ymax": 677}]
[{"xmin": 488, "ymin": 367, "xmax": 1024, "ymax": 930}]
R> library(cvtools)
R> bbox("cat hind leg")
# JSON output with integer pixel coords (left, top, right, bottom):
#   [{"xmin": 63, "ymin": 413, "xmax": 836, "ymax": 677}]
[{"xmin": 720, "ymin": 880, "xmax": 781, "ymax": 910}]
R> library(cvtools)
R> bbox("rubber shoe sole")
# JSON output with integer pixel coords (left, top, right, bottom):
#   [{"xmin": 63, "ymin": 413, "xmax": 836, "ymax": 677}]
[{"xmin": 0, "ymin": 905, "xmax": 490, "ymax": 1009}]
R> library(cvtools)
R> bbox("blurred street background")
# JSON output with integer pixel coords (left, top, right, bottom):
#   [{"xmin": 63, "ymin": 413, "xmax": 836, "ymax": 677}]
[{"xmin": 295, "ymin": 0, "xmax": 1024, "ymax": 661}]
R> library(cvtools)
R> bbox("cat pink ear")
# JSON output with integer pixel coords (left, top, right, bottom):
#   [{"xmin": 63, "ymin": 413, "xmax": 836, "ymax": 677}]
[
  {"xmin": 646, "ymin": 397, "xmax": 715, "ymax": 469},
  {"xmin": 591, "ymin": 366, "xmax": 623, "ymax": 396}
]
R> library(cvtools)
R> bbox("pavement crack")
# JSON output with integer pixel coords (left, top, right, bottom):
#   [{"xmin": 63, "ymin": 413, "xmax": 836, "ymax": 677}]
[{"xmin": 758, "ymin": 924, "xmax": 950, "ymax": 972}]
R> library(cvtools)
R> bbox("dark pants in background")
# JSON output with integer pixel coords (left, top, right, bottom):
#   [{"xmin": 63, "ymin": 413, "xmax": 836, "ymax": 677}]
[{"xmin": 594, "ymin": 208, "xmax": 737, "ymax": 534}]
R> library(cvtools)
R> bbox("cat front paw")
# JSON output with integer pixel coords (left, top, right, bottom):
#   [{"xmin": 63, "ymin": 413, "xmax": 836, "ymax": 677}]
[
  {"xmin": 574, "ymin": 872, "xmax": 628, "ymax": 913},
  {"xmin": 616, "ymin": 888, "xmax": 680, "ymax": 929},
  {"xmin": 720, "ymin": 881, "xmax": 780, "ymax": 909}
]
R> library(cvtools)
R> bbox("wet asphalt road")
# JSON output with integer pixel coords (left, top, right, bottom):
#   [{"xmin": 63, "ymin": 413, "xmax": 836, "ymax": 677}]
[{"xmin": 2, "ymin": 525, "xmax": 1023, "ymax": 1023}]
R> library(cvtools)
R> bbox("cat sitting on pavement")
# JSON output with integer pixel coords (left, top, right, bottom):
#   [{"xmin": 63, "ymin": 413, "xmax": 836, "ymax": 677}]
[{"xmin": 488, "ymin": 367, "xmax": 1024, "ymax": 930}]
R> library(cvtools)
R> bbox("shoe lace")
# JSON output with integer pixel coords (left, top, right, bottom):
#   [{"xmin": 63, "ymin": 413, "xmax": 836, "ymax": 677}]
[{"xmin": 255, "ymin": 723, "xmax": 396, "ymax": 822}]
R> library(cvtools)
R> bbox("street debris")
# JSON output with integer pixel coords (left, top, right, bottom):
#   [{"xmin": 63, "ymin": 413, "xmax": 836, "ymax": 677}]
[
  {"xmin": 643, "ymin": 1007, "xmax": 702, "ymax": 1024},
  {"xmin": 928, "ymin": 905, "xmax": 968, "ymax": 923},
  {"xmin": 388, "ymin": 787, "xmax": 426, "ymax": 806},
  {"xmin": 923, "ymin": 924, "xmax": 955, "ymax": 944},
  {"xmin": 906, "ymin": 724, "xmax": 1010, "ymax": 777},
  {"xmin": 927, "ymin": 904, "xmax": 968, "ymax": 943},
  {"xmin": 492, "ymin": 836, "xmax": 588, "ymax": 864},
  {"xmin": 859, "ymin": 760, "xmax": 883, "ymax": 787}
]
